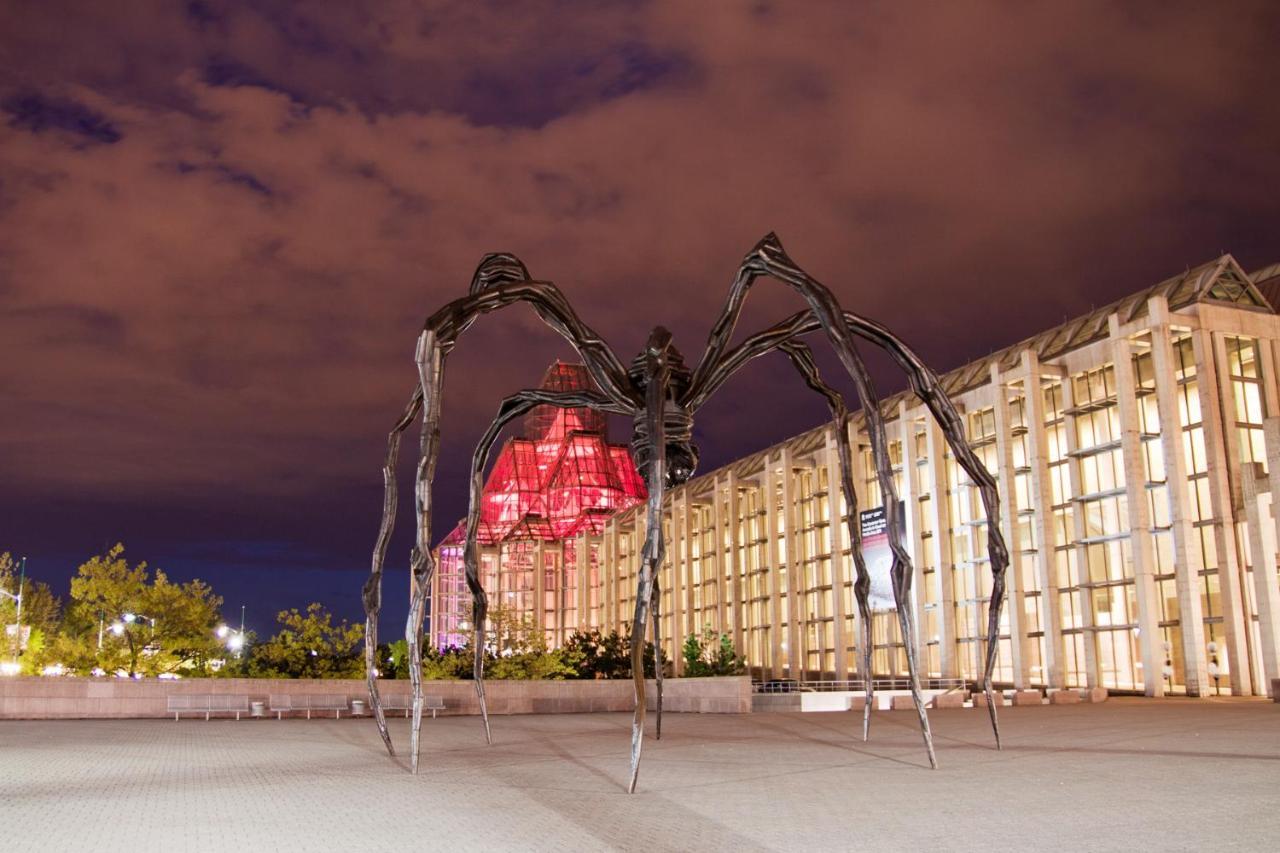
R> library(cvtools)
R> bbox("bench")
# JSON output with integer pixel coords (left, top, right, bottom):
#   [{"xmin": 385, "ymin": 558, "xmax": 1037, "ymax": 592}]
[
  {"xmin": 268, "ymin": 694, "xmax": 350, "ymax": 720},
  {"xmin": 167, "ymin": 694, "xmax": 249, "ymax": 721},
  {"xmin": 379, "ymin": 694, "xmax": 445, "ymax": 719}
]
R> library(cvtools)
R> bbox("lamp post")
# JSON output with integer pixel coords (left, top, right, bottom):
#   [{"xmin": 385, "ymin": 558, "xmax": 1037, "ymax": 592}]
[
  {"xmin": 104, "ymin": 611, "xmax": 156, "ymax": 677},
  {"xmin": 217, "ymin": 608, "xmax": 248, "ymax": 659},
  {"xmin": 1, "ymin": 557, "xmax": 24, "ymax": 675}
]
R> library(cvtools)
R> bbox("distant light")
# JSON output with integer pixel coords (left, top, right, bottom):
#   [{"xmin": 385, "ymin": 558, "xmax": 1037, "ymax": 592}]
[
  {"xmin": 310, "ymin": 649, "xmax": 318, "ymax": 657},
  {"xmin": 123, "ymin": 613, "xmax": 136, "ymax": 623},
  {"xmin": 0, "ymin": 661, "xmax": 20, "ymax": 676},
  {"xmin": 228, "ymin": 634, "xmax": 245, "ymax": 651},
  {"xmin": 110, "ymin": 622, "xmax": 125, "ymax": 636},
  {"xmin": 91, "ymin": 667, "xmax": 107, "ymax": 677},
  {"xmin": 216, "ymin": 625, "xmax": 230, "ymax": 639},
  {"xmin": 42, "ymin": 663, "xmax": 66, "ymax": 677}
]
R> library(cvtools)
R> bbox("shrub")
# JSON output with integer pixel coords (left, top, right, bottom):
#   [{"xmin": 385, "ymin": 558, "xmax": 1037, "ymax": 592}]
[
  {"xmin": 562, "ymin": 628, "xmax": 665, "ymax": 679},
  {"xmin": 681, "ymin": 624, "xmax": 745, "ymax": 677}
]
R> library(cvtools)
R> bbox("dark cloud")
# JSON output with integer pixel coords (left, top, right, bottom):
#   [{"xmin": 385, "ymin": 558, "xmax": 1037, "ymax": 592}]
[
  {"xmin": 0, "ymin": 0, "xmax": 1277, "ymax": 636},
  {"xmin": 3, "ymin": 92, "xmax": 122, "ymax": 145}
]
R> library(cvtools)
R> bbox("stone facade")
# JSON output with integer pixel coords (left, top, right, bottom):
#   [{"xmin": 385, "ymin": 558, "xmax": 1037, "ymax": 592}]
[{"xmin": 0, "ymin": 676, "xmax": 752, "ymax": 720}]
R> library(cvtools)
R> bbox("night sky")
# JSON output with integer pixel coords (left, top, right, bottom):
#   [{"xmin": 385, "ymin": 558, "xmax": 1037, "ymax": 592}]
[{"xmin": 3, "ymin": 1, "xmax": 1278, "ymax": 641}]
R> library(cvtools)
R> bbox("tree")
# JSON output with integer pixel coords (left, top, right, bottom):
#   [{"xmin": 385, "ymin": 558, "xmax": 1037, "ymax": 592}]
[
  {"xmin": 680, "ymin": 624, "xmax": 746, "ymax": 677},
  {"xmin": 211, "ymin": 629, "xmax": 258, "ymax": 678},
  {"xmin": 1, "ymin": 552, "xmax": 62, "ymax": 670},
  {"xmin": 420, "ymin": 643, "xmax": 475, "ymax": 680},
  {"xmin": 377, "ymin": 639, "xmax": 411, "ymax": 679},
  {"xmin": 248, "ymin": 603, "xmax": 364, "ymax": 679},
  {"xmin": 472, "ymin": 603, "xmax": 582, "ymax": 680},
  {"xmin": 62, "ymin": 544, "xmax": 225, "ymax": 677},
  {"xmin": 562, "ymin": 627, "xmax": 664, "ymax": 679}
]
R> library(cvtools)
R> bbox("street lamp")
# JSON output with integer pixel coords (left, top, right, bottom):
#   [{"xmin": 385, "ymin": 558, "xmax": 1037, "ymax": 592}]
[
  {"xmin": 217, "ymin": 606, "xmax": 248, "ymax": 657},
  {"xmin": 1207, "ymin": 641, "xmax": 1221, "ymax": 695},
  {"xmin": 2, "ymin": 556, "xmax": 26, "ymax": 675}
]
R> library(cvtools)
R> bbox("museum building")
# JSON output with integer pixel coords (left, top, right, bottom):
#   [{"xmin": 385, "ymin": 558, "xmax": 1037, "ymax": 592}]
[
  {"xmin": 431, "ymin": 254, "xmax": 1280, "ymax": 698},
  {"xmin": 429, "ymin": 362, "xmax": 647, "ymax": 650}
]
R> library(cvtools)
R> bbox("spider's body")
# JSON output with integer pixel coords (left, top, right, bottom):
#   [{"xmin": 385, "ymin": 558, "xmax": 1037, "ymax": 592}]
[
  {"xmin": 362, "ymin": 234, "xmax": 1010, "ymax": 793},
  {"xmin": 628, "ymin": 327, "xmax": 698, "ymax": 489}
]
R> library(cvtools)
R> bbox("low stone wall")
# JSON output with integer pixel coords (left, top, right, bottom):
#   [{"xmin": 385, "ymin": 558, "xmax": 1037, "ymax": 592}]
[{"xmin": 0, "ymin": 675, "xmax": 752, "ymax": 720}]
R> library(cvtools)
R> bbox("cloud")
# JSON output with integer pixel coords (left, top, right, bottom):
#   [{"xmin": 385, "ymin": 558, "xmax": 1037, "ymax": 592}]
[
  {"xmin": 3, "ymin": 92, "xmax": 123, "ymax": 146},
  {"xmin": 1, "ymin": 1, "xmax": 1278, "ymax": 622}
]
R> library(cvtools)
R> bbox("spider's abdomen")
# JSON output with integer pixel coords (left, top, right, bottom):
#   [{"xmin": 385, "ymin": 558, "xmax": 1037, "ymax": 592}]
[
  {"xmin": 628, "ymin": 328, "xmax": 699, "ymax": 490},
  {"xmin": 630, "ymin": 403, "xmax": 699, "ymax": 489}
]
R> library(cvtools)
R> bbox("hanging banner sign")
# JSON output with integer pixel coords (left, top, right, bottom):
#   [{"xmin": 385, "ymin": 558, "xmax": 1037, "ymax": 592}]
[{"xmin": 858, "ymin": 503, "xmax": 905, "ymax": 613}]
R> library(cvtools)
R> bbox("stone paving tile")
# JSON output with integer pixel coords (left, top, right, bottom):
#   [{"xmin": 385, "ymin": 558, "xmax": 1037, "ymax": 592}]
[{"xmin": 1, "ymin": 699, "xmax": 1277, "ymax": 852}]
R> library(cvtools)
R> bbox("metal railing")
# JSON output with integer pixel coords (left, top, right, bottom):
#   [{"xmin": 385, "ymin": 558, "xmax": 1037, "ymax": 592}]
[{"xmin": 752, "ymin": 677, "xmax": 968, "ymax": 694}]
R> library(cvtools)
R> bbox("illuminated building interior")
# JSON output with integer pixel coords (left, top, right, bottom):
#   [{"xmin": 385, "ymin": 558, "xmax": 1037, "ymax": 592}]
[{"xmin": 430, "ymin": 361, "xmax": 646, "ymax": 648}]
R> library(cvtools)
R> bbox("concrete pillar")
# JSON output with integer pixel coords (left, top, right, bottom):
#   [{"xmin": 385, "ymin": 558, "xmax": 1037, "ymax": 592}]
[
  {"xmin": 1020, "ymin": 350, "xmax": 1065, "ymax": 688},
  {"xmin": 780, "ymin": 446, "xmax": 802, "ymax": 677},
  {"xmin": 683, "ymin": 490, "xmax": 697, "ymax": 650},
  {"xmin": 602, "ymin": 528, "xmax": 613, "ymax": 632},
  {"xmin": 1260, "ymin": 339, "xmax": 1280, "ymax": 692},
  {"xmin": 605, "ymin": 523, "xmax": 618, "ymax": 631},
  {"xmin": 765, "ymin": 460, "xmax": 784, "ymax": 677},
  {"xmin": 1194, "ymin": 329, "xmax": 1254, "ymax": 695},
  {"xmin": 851, "ymin": 424, "xmax": 875, "ymax": 677},
  {"xmin": 712, "ymin": 475, "xmax": 727, "ymax": 636},
  {"xmin": 426, "ymin": 560, "xmax": 440, "ymax": 647},
  {"xmin": 991, "ymin": 364, "xmax": 1031, "ymax": 689},
  {"xmin": 575, "ymin": 535, "xmax": 589, "ymax": 632},
  {"xmin": 1060, "ymin": 371, "xmax": 1102, "ymax": 688},
  {"xmin": 533, "ymin": 540, "xmax": 546, "ymax": 637},
  {"xmin": 727, "ymin": 469, "xmax": 745, "ymax": 655},
  {"xmin": 1260, "ymin": 417, "xmax": 1280, "ymax": 694},
  {"xmin": 824, "ymin": 426, "xmax": 850, "ymax": 679},
  {"xmin": 1244, "ymin": 443, "xmax": 1280, "ymax": 697},
  {"xmin": 669, "ymin": 490, "xmax": 687, "ymax": 674},
  {"xmin": 898, "ymin": 402, "xmax": 929, "ymax": 672},
  {"xmin": 1109, "ymin": 319, "xmax": 1165, "ymax": 696},
  {"xmin": 1147, "ymin": 312, "xmax": 1208, "ymax": 695},
  {"xmin": 924, "ymin": 417, "xmax": 959, "ymax": 680}
]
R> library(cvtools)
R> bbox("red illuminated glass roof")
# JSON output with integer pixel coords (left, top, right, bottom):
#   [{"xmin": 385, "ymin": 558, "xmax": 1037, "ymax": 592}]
[{"xmin": 439, "ymin": 362, "xmax": 646, "ymax": 546}]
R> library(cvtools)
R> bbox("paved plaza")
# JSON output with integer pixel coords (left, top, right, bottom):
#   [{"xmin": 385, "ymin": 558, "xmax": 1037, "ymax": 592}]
[{"xmin": 1, "ymin": 699, "xmax": 1276, "ymax": 852}]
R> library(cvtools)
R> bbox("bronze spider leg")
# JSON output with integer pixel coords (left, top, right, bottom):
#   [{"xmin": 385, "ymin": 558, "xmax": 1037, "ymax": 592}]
[
  {"xmin": 651, "ymin": 574, "xmax": 663, "ymax": 740},
  {"xmin": 778, "ymin": 340, "xmax": 876, "ymax": 740},
  {"xmin": 628, "ymin": 331, "xmax": 673, "ymax": 793},
  {"xmin": 365, "ymin": 253, "xmax": 639, "ymax": 774},
  {"xmin": 686, "ymin": 233, "xmax": 937, "ymax": 767},
  {"xmin": 463, "ymin": 389, "xmax": 632, "ymax": 748},
  {"xmin": 363, "ymin": 384, "xmax": 424, "ymax": 757},
  {"xmin": 689, "ymin": 249, "xmax": 1009, "ymax": 750},
  {"xmin": 405, "ymin": 330, "xmax": 444, "ymax": 774}
]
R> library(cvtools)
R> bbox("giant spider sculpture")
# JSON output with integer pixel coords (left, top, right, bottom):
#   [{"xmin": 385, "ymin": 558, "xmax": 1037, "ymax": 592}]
[{"xmin": 362, "ymin": 233, "xmax": 1009, "ymax": 793}]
